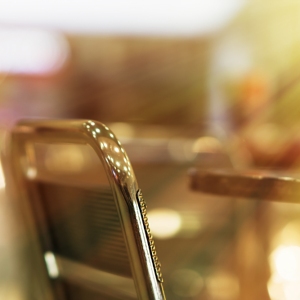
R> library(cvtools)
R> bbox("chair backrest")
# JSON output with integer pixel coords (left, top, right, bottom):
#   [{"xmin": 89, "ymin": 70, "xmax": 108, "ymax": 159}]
[{"xmin": 4, "ymin": 119, "xmax": 166, "ymax": 300}]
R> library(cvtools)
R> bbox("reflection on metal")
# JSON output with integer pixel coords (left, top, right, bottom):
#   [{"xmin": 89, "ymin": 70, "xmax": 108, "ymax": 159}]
[
  {"xmin": 55, "ymin": 254, "xmax": 136, "ymax": 299},
  {"xmin": 44, "ymin": 251, "xmax": 59, "ymax": 278},
  {"xmin": 189, "ymin": 169, "xmax": 300, "ymax": 203},
  {"xmin": 8, "ymin": 119, "xmax": 166, "ymax": 300},
  {"xmin": 137, "ymin": 190, "xmax": 163, "ymax": 283}
]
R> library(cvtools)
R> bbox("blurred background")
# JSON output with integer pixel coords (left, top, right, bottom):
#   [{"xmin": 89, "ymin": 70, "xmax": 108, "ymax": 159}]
[{"xmin": 2, "ymin": 0, "xmax": 300, "ymax": 299}]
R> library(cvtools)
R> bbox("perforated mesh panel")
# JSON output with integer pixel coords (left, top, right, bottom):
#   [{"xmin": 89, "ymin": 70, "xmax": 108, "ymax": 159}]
[{"xmin": 38, "ymin": 183, "xmax": 132, "ymax": 278}]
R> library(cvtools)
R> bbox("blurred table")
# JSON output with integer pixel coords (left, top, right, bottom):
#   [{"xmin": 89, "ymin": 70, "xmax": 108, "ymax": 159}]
[{"xmin": 189, "ymin": 169, "xmax": 300, "ymax": 203}]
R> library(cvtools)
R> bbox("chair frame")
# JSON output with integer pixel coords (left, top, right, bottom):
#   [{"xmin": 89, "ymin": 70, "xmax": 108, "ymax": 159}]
[{"xmin": 5, "ymin": 119, "xmax": 165, "ymax": 300}]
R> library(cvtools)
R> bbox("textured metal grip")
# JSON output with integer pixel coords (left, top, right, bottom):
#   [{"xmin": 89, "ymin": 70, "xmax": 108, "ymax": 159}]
[{"xmin": 136, "ymin": 190, "xmax": 163, "ymax": 283}]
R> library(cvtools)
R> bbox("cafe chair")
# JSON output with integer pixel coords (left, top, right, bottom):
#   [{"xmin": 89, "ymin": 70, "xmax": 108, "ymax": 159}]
[{"xmin": 3, "ymin": 119, "xmax": 166, "ymax": 300}]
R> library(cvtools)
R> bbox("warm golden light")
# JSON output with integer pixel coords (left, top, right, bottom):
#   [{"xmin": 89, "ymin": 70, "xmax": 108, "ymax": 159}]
[
  {"xmin": 109, "ymin": 123, "xmax": 135, "ymax": 139},
  {"xmin": 192, "ymin": 136, "xmax": 223, "ymax": 153},
  {"xmin": 276, "ymin": 221, "xmax": 300, "ymax": 246},
  {"xmin": 26, "ymin": 167, "xmax": 37, "ymax": 180},
  {"xmin": 271, "ymin": 246, "xmax": 300, "ymax": 282},
  {"xmin": 148, "ymin": 208, "xmax": 182, "ymax": 239},
  {"xmin": 168, "ymin": 139, "xmax": 196, "ymax": 162},
  {"xmin": 0, "ymin": 162, "xmax": 5, "ymax": 189},
  {"xmin": 44, "ymin": 251, "xmax": 59, "ymax": 278},
  {"xmin": 267, "ymin": 274, "xmax": 285, "ymax": 300},
  {"xmin": 45, "ymin": 145, "xmax": 85, "ymax": 173},
  {"xmin": 269, "ymin": 243, "xmax": 300, "ymax": 300},
  {"xmin": 206, "ymin": 271, "xmax": 239, "ymax": 300},
  {"xmin": 247, "ymin": 123, "xmax": 286, "ymax": 155},
  {"xmin": 170, "ymin": 269, "xmax": 203, "ymax": 297}
]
